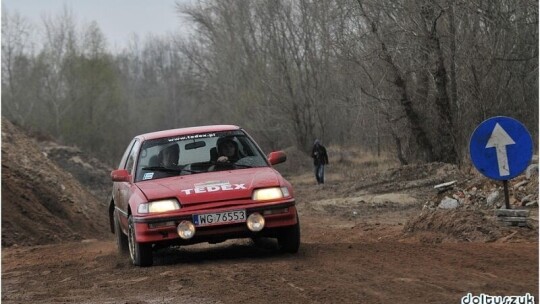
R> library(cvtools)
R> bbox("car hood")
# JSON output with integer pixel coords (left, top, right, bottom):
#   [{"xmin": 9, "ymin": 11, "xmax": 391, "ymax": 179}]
[{"xmin": 136, "ymin": 167, "xmax": 282, "ymax": 205}]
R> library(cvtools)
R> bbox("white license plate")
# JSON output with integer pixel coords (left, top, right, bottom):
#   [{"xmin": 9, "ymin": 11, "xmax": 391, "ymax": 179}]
[{"xmin": 193, "ymin": 210, "xmax": 246, "ymax": 227}]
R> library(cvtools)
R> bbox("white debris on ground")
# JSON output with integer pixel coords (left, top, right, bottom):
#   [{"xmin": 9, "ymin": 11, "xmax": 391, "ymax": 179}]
[
  {"xmin": 405, "ymin": 157, "xmax": 538, "ymax": 242},
  {"xmin": 424, "ymin": 158, "xmax": 538, "ymax": 211}
]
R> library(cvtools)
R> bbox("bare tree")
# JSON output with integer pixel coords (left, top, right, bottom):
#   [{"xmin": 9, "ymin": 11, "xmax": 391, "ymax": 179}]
[
  {"xmin": 2, "ymin": 0, "xmax": 536, "ymax": 165},
  {"xmin": 1, "ymin": 9, "xmax": 37, "ymax": 125}
]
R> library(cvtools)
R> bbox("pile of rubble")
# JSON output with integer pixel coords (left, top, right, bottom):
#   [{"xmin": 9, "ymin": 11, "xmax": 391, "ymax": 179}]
[
  {"xmin": 424, "ymin": 157, "xmax": 538, "ymax": 211},
  {"xmin": 404, "ymin": 157, "xmax": 538, "ymax": 242}
]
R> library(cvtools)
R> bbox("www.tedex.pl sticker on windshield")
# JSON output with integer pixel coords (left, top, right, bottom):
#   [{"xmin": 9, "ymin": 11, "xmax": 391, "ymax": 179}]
[
  {"xmin": 168, "ymin": 133, "xmax": 217, "ymax": 142},
  {"xmin": 143, "ymin": 172, "xmax": 154, "ymax": 180}
]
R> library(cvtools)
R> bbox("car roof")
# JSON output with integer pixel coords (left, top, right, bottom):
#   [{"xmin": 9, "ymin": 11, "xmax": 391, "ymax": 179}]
[{"xmin": 136, "ymin": 125, "xmax": 241, "ymax": 141}]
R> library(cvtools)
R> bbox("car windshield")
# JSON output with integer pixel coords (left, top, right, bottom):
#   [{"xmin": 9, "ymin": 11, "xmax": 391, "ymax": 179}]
[{"xmin": 134, "ymin": 130, "xmax": 268, "ymax": 182}]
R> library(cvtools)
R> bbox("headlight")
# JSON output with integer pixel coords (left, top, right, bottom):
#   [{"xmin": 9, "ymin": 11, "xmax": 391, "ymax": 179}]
[
  {"xmin": 138, "ymin": 199, "xmax": 180, "ymax": 214},
  {"xmin": 252, "ymin": 187, "xmax": 289, "ymax": 201}
]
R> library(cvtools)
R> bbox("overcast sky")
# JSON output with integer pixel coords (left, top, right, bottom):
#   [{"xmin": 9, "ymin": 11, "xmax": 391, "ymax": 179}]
[{"xmin": 2, "ymin": 0, "xmax": 192, "ymax": 51}]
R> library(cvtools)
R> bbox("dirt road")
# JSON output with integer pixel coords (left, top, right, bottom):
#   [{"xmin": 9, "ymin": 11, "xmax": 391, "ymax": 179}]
[
  {"xmin": 2, "ymin": 180, "xmax": 538, "ymax": 304},
  {"xmin": 3, "ymin": 118, "xmax": 537, "ymax": 303}
]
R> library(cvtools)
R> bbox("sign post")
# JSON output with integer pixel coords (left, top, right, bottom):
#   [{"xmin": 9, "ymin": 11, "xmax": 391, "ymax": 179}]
[{"xmin": 469, "ymin": 116, "xmax": 533, "ymax": 209}]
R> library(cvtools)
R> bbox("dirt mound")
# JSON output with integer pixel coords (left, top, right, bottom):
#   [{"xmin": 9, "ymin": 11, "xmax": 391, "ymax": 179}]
[
  {"xmin": 293, "ymin": 157, "xmax": 538, "ymax": 244},
  {"xmin": 401, "ymin": 155, "xmax": 539, "ymax": 243},
  {"xmin": 1, "ymin": 119, "xmax": 110, "ymax": 247},
  {"xmin": 41, "ymin": 141, "xmax": 113, "ymax": 201},
  {"xmin": 403, "ymin": 209, "xmax": 503, "ymax": 242},
  {"xmin": 403, "ymin": 208, "xmax": 538, "ymax": 243}
]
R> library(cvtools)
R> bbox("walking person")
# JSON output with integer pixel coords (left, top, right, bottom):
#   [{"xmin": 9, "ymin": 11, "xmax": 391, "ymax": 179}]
[{"xmin": 311, "ymin": 139, "xmax": 329, "ymax": 184}]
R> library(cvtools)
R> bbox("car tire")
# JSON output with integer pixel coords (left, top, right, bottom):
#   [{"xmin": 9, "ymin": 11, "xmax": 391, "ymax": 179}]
[
  {"xmin": 251, "ymin": 236, "xmax": 262, "ymax": 245},
  {"xmin": 128, "ymin": 215, "xmax": 153, "ymax": 267},
  {"xmin": 277, "ymin": 213, "xmax": 300, "ymax": 254},
  {"xmin": 114, "ymin": 210, "xmax": 129, "ymax": 255}
]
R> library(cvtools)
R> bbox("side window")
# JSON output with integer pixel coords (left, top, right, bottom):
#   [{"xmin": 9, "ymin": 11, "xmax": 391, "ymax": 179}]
[
  {"xmin": 118, "ymin": 139, "xmax": 136, "ymax": 169},
  {"xmin": 124, "ymin": 140, "xmax": 141, "ymax": 175}
]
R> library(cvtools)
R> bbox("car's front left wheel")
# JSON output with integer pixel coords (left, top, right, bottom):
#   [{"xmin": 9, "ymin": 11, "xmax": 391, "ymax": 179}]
[
  {"xmin": 277, "ymin": 213, "xmax": 301, "ymax": 254},
  {"xmin": 128, "ymin": 215, "xmax": 153, "ymax": 267}
]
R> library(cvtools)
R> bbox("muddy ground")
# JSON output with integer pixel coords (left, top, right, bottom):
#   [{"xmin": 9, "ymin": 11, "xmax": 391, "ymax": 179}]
[
  {"xmin": 1, "ymin": 120, "xmax": 538, "ymax": 303},
  {"xmin": 3, "ymin": 178, "xmax": 539, "ymax": 303}
]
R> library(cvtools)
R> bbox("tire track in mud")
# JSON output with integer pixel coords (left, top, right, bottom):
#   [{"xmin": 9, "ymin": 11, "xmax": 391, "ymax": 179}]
[{"xmin": 2, "ymin": 218, "xmax": 538, "ymax": 304}]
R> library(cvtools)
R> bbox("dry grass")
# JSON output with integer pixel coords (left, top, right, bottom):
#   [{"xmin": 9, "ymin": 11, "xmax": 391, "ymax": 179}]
[
  {"xmin": 327, "ymin": 145, "xmax": 400, "ymax": 181},
  {"xmin": 276, "ymin": 145, "xmax": 401, "ymax": 185}
]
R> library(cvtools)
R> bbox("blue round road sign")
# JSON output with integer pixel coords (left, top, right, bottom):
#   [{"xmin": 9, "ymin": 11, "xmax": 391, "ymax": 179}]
[{"xmin": 469, "ymin": 116, "xmax": 533, "ymax": 180}]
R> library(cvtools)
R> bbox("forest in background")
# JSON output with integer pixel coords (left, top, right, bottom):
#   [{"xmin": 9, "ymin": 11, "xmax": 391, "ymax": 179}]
[{"xmin": 2, "ymin": 0, "xmax": 538, "ymax": 167}]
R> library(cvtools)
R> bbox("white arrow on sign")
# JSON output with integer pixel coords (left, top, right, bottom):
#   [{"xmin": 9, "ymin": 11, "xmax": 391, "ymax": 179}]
[{"xmin": 485, "ymin": 123, "xmax": 515, "ymax": 176}]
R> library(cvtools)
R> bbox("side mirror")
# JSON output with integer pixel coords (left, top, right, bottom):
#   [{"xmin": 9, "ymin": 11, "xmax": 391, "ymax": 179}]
[
  {"xmin": 111, "ymin": 169, "xmax": 131, "ymax": 182},
  {"xmin": 267, "ymin": 151, "xmax": 287, "ymax": 165}
]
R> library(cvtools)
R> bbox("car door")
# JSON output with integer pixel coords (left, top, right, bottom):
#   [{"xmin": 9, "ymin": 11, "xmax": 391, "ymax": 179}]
[{"xmin": 114, "ymin": 139, "xmax": 141, "ymax": 225}]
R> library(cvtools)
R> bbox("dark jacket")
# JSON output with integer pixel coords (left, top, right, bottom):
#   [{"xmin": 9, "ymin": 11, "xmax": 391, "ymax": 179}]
[{"xmin": 311, "ymin": 143, "xmax": 329, "ymax": 166}]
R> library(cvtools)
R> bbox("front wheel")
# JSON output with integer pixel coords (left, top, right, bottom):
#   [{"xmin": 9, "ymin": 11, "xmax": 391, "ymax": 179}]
[
  {"xmin": 128, "ymin": 215, "xmax": 153, "ymax": 267},
  {"xmin": 277, "ymin": 214, "xmax": 300, "ymax": 254}
]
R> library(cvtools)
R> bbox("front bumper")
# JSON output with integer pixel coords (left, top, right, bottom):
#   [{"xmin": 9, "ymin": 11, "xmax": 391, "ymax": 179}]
[{"xmin": 132, "ymin": 200, "xmax": 297, "ymax": 245}]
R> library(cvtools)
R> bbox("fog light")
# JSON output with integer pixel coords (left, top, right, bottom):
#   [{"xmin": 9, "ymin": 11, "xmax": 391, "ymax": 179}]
[
  {"xmin": 177, "ymin": 221, "xmax": 196, "ymax": 239},
  {"xmin": 246, "ymin": 213, "xmax": 265, "ymax": 232}
]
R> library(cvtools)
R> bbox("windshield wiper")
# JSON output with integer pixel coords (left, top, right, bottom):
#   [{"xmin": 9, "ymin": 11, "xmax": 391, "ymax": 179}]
[
  {"xmin": 142, "ymin": 166, "xmax": 199, "ymax": 174},
  {"xmin": 232, "ymin": 163, "xmax": 253, "ymax": 168},
  {"xmin": 208, "ymin": 161, "xmax": 254, "ymax": 169}
]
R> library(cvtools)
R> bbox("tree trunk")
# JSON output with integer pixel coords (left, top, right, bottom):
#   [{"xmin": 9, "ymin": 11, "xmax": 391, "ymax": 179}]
[
  {"xmin": 380, "ymin": 39, "xmax": 434, "ymax": 161},
  {"xmin": 428, "ymin": 9, "xmax": 458, "ymax": 163}
]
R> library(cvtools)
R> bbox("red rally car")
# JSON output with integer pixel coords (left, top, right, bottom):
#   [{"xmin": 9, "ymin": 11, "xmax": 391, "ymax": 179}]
[{"xmin": 109, "ymin": 125, "xmax": 300, "ymax": 266}]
